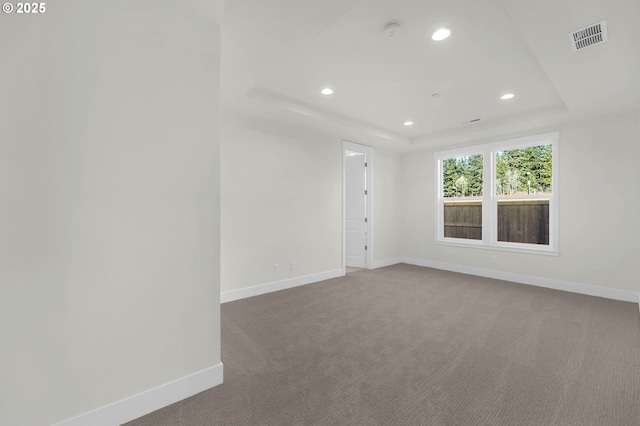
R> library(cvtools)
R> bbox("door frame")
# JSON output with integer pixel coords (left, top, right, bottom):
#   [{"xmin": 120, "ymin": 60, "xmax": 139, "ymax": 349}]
[{"xmin": 342, "ymin": 140, "xmax": 374, "ymax": 274}]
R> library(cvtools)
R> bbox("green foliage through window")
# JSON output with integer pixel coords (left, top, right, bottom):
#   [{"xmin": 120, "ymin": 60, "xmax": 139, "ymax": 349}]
[
  {"xmin": 442, "ymin": 154, "xmax": 483, "ymax": 197},
  {"xmin": 496, "ymin": 145, "xmax": 552, "ymax": 195}
]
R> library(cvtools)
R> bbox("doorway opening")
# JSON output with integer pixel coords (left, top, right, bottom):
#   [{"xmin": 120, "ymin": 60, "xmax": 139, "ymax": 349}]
[{"xmin": 343, "ymin": 141, "xmax": 373, "ymax": 274}]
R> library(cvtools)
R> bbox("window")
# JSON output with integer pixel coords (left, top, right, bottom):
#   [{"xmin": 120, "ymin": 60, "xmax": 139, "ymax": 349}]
[
  {"xmin": 442, "ymin": 154, "xmax": 483, "ymax": 240},
  {"xmin": 435, "ymin": 132, "xmax": 558, "ymax": 253}
]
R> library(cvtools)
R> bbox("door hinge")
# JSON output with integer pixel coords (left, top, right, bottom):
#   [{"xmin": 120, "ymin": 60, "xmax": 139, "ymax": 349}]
[
  {"xmin": 364, "ymin": 218, "xmax": 368, "ymax": 223},
  {"xmin": 364, "ymin": 162, "xmax": 367, "ymax": 167},
  {"xmin": 364, "ymin": 190, "xmax": 368, "ymax": 195},
  {"xmin": 365, "ymin": 245, "xmax": 368, "ymax": 250}
]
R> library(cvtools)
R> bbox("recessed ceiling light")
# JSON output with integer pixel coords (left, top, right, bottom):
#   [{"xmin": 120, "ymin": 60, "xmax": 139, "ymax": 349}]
[
  {"xmin": 404, "ymin": 121, "xmax": 414, "ymax": 126},
  {"xmin": 431, "ymin": 28, "xmax": 451, "ymax": 41},
  {"xmin": 500, "ymin": 93, "xmax": 515, "ymax": 100},
  {"xmin": 321, "ymin": 88, "xmax": 334, "ymax": 96}
]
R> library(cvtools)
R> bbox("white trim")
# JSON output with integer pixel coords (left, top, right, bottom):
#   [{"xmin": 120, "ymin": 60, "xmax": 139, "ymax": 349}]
[
  {"xmin": 401, "ymin": 257, "xmax": 639, "ymax": 303},
  {"xmin": 220, "ymin": 269, "xmax": 344, "ymax": 303},
  {"xmin": 371, "ymin": 257, "xmax": 403, "ymax": 269},
  {"xmin": 342, "ymin": 140, "xmax": 374, "ymax": 270},
  {"xmin": 54, "ymin": 363, "xmax": 224, "ymax": 426},
  {"xmin": 434, "ymin": 240, "xmax": 559, "ymax": 256},
  {"xmin": 435, "ymin": 132, "xmax": 560, "ymax": 157},
  {"xmin": 245, "ymin": 88, "xmax": 411, "ymax": 145}
]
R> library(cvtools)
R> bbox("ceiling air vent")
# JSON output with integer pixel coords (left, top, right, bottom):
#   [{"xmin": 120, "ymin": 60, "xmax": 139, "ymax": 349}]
[
  {"xmin": 569, "ymin": 20, "xmax": 608, "ymax": 52},
  {"xmin": 460, "ymin": 118, "xmax": 481, "ymax": 125}
]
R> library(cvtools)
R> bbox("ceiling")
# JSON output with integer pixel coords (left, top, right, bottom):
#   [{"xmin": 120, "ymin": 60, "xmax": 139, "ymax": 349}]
[{"xmin": 221, "ymin": 0, "xmax": 640, "ymax": 150}]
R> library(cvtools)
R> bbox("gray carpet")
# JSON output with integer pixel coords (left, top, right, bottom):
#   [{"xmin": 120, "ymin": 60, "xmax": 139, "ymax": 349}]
[{"xmin": 125, "ymin": 264, "xmax": 640, "ymax": 426}]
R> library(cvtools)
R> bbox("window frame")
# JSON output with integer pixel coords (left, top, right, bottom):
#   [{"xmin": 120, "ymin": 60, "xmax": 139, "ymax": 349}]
[{"xmin": 435, "ymin": 132, "xmax": 559, "ymax": 255}]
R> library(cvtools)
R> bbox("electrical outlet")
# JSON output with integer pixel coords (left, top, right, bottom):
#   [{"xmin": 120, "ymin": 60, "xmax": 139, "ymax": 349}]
[
  {"xmin": 490, "ymin": 255, "xmax": 497, "ymax": 262},
  {"xmin": 290, "ymin": 261, "xmax": 296, "ymax": 271},
  {"xmin": 273, "ymin": 263, "xmax": 279, "ymax": 272}
]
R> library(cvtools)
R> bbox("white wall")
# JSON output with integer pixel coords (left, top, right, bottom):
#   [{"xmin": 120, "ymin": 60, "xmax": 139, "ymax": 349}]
[
  {"xmin": 221, "ymin": 119, "xmax": 402, "ymax": 293},
  {"xmin": 399, "ymin": 110, "xmax": 640, "ymax": 295},
  {"xmin": 372, "ymin": 149, "xmax": 402, "ymax": 265},
  {"xmin": 0, "ymin": 1, "xmax": 222, "ymax": 425},
  {"xmin": 221, "ymin": 120, "xmax": 343, "ymax": 292}
]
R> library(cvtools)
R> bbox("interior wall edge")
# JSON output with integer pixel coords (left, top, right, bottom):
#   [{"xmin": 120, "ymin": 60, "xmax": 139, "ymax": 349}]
[
  {"xmin": 53, "ymin": 363, "xmax": 223, "ymax": 426},
  {"xmin": 221, "ymin": 256, "xmax": 638, "ymax": 306},
  {"xmin": 221, "ymin": 269, "xmax": 344, "ymax": 303},
  {"xmin": 371, "ymin": 258, "xmax": 404, "ymax": 269},
  {"xmin": 401, "ymin": 257, "xmax": 639, "ymax": 304}
]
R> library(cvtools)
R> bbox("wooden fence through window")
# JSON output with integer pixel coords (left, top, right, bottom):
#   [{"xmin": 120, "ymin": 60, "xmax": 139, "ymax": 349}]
[
  {"xmin": 444, "ymin": 201, "xmax": 482, "ymax": 240},
  {"xmin": 444, "ymin": 199, "xmax": 549, "ymax": 244}
]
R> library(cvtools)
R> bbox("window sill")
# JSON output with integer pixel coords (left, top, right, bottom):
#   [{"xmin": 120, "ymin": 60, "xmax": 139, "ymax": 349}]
[{"xmin": 435, "ymin": 240, "xmax": 559, "ymax": 256}]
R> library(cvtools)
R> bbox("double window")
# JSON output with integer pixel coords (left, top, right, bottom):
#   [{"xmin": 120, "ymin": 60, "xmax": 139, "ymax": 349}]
[{"xmin": 435, "ymin": 132, "xmax": 558, "ymax": 253}]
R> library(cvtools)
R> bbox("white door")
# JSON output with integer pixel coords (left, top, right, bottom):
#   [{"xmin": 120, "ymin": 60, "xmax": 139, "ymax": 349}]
[{"xmin": 345, "ymin": 153, "xmax": 367, "ymax": 268}]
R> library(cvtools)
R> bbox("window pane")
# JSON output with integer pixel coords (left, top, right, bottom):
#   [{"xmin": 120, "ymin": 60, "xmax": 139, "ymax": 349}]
[
  {"xmin": 442, "ymin": 154, "xmax": 483, "ymax": 198},
  {"xmin": 495, "ymin": 145, "xmax": 552, "ymax": 195},
  {"xmin": 442, "ymin": 155, "xmax": 483, "ymax": 240},
  {"xmin": 444, "ymin": 200, "xmax": 482, "ymax": 240},
  {"xmin": 497, "ymin": 199, "xmax": 549, "ymax": 245}
]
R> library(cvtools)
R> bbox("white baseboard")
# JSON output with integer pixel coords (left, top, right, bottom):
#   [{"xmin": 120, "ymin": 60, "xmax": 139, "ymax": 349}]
[
  {"xmin": 401, "ymin": 257, "xmax": 639, "ymax": 303},
  {"xmin": 371, "ymin": 257, "xmax": 403, "ymax": 269},
  {"xmin": 53, "ymin": 363, "xmax": 223, "ymax": 426},
  {"xmin": 221, "ymin": 269, "xmax": 344, "ymax": 303}
]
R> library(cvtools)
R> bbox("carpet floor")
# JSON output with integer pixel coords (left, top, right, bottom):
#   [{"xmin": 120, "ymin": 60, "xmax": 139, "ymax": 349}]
[{"xmin": 125, "ymin": 264, "xmax": 640, "ymax": 426}]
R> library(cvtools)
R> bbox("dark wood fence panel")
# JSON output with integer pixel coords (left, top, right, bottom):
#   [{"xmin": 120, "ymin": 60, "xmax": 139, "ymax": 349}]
[
  {"xmin": 497, "ymin": 200, "xmax": 549, "ymax": 245},
  {"xmin": 443, "ymin": 199, "xmax": 549, "ymax": 244},
  {"xmin": 444, "ymin": 201, "xmax": 482, "ymax": 240}
]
